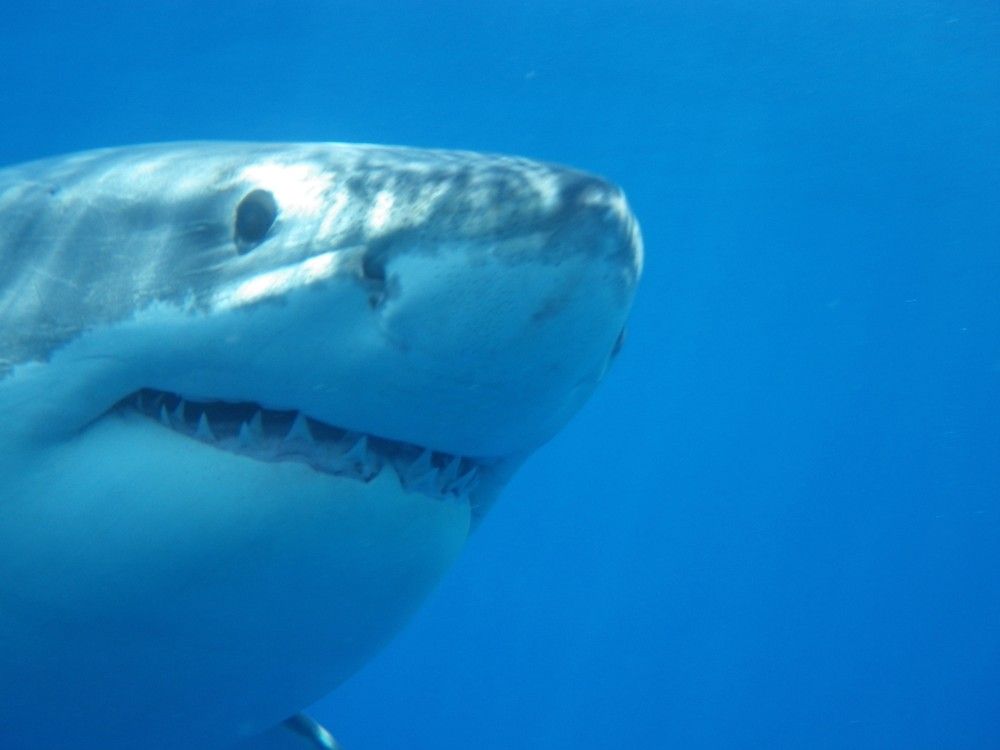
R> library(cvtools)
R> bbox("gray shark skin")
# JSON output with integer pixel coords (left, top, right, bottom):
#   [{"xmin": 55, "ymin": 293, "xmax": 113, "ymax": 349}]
[{"xmin": 0, "ymin": 142, "xmax": 641, "ymax": 749}]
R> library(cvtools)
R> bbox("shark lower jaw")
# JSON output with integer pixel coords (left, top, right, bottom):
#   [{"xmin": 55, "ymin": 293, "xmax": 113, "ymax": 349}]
[
  {"xmin": 2, "ymin": 388, "xmax": 477, "ymax": 750},
  {"xmin": 109, "ymin": 388, "xmax": 492, "ymax": 503}
]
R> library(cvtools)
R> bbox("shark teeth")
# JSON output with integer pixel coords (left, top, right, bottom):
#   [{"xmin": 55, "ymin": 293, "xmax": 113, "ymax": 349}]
[
  {"xmin": 121, "ymin": 388, "xmax": 488, "ymax": 501},
  {"xmin": 238, "ymin": 411, "xmax": 264, "ymax": 447},
  {"xmin": 447, "ymin": 465, "xmax": 479, "ymax": 496},
  {"xmin": 439, "ymin": 456, "xmax": 462, "ymax": 488},
  {"xmin": 171, "ymin": 399, "xmax": 187, "ymax": 425},
  {"xmin": 400, "ymin": 449, "xmax": 438, "ymax": 493},
  {"xmin": 195, "ymin": 413, "xmax": 216, "ymax": 442},
  {"xmin": 283, "ymin": 412, "xmax": 314, "ymax": 446},
  {"xmin": 335, "ymin": 434, "xmax": 380, "ymax": 480}
]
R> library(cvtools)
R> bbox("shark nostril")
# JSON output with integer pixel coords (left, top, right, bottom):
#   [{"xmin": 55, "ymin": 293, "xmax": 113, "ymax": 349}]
[
  {"xmin": 361, "ymin": 251, "xmax": 386, "ymax": 283},
  {"xmin": 361, "ymin": 245, "xmax": 391, "ymax": 308}
]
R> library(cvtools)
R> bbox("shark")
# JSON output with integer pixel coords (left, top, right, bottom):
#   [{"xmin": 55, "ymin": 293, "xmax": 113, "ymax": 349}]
[{"xmin": 0, "ymin": 142, "xmax": 642, "ymax": 749}]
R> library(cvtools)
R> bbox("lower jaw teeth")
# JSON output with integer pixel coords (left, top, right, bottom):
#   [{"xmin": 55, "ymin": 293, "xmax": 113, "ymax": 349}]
[{"xmin": 124, "ymin": 389, "xmax": 481, "ymax": 500}]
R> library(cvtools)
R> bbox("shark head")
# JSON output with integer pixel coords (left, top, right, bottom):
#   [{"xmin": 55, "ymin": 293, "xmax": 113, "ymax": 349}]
[{"xmin": 0, "ymin": 143, "xmax": 641, "ymax": 748}]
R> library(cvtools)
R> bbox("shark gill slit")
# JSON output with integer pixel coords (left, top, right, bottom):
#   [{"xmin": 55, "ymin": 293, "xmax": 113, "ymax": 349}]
[{"xmin": 110, "ymin": 388, "xmax": 485, "ymax": 501}]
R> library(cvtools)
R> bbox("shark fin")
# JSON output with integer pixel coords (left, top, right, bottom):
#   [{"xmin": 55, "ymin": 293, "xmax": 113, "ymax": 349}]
[{"xmin": 236, "ymin": 714, "xmax": 342, "ymax": 750}]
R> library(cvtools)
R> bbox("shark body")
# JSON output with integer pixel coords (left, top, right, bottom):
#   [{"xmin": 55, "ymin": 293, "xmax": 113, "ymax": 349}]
[{"xmin": 0, "ymin": 142, "xmax": 641, "ymax": 748}]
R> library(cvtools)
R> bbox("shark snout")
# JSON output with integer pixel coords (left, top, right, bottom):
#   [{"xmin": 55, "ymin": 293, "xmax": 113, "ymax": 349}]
[
  {"xmin": 552, "ymin": 172, "xmax": 643, "ymax": 284},
  {"xmin": 360, "ymin": 176, "xmax": 641, "ymax": 456}
]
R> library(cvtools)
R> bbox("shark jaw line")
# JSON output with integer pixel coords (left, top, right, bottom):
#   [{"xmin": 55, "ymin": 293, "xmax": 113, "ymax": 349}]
[{"xmin": 110, "ymin": 388, "xmax": 487, "ymax": 502}]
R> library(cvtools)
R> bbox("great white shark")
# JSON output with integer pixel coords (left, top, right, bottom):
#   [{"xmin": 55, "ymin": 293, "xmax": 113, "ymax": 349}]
[{"xmin": 0, "ymin": 142, "xmax": 641, "ymax": 749}]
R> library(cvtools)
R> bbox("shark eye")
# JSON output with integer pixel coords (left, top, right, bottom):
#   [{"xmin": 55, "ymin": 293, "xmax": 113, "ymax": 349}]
[{"xmin": 234, "ymin": 189, "xmax": 278, "ymax": 250}]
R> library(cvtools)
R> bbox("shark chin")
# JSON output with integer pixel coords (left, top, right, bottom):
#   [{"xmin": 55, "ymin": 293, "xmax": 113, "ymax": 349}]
[
  {"xmin": 1, "ymin": 412, "xmax": 472, "ymax": 749},
  {"xmin": 0, "ymin": 141, "xmax": 642, "ymax": 749}
]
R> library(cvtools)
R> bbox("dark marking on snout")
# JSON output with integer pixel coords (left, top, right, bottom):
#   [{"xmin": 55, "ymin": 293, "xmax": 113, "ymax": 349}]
[{"xmin": 532, "ymin": 292, "xmax": 572, "ymax": 323}]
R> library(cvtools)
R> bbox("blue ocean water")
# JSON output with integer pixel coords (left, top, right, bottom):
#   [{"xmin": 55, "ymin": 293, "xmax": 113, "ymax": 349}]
[{"xmin": 2, "ymin": 2, "xmax": 997, "ymax": 748}]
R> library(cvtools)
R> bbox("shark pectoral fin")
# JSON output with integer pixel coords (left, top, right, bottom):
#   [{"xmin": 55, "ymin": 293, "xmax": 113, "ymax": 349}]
[{"xmin": 237, "ymin": 715, "xmax": 342, "ymax": 750}]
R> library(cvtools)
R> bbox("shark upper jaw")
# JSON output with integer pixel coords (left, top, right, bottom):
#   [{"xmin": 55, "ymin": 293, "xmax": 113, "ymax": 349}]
[{"xmin": 4, "ymin": 147, "xmax": 641, "ymax": 513}]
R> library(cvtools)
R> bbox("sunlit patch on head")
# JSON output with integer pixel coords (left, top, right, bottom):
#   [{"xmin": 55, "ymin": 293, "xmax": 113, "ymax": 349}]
[
  {"xmin": 238, "ymin": 161, "xmax": 334, "ymax": 218},
  {"xmin": 212, "ymin": 250, "xmax": 348, "ymax": 309},
  {"xmin": 524, "ymin": 170, "xmax": 561, "ymax": 212},
  {"xmin": 578, "ymin": 185, "xmax": 644, "ymax": 276},
  {"xmin": 316, "ymin": 188, "xmax": 351, "ymax": 242},
  {"xmin": 130, "ymin": 156, "xmax": 170, "ymax": 180},
  {"xmin": 167, "ymin": 161, "xmax": 230, "ymax": 198},
  {"xmin": 368, "ymin": 190, "xmax": 395, "ymax": 231}
]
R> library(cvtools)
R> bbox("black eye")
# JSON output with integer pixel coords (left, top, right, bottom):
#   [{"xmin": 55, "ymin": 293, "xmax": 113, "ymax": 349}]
[{"xmin": 234, "ymin": 189, "xmax": 278, "ymax": 250}]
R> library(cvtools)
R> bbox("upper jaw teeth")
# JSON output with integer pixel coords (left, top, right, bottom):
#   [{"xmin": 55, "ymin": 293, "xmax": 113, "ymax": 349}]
[
  {"xmin": 332, "ymin": 434, "xmax": 380, "ymax": 481},
  {"xmin": 122, "ymin": 390, "xmax": 482, "ymax": 501},
  {"xmin": 195, "ymin": 413, "xmax": 216, "ymax": 441},
  {"xmin": 284, "ymin": 413, "xmax": 314, "ymax": 445},
  {"xmin": 400, "ymin": 449, "xmax": 440, "ymax": 494},
  {"xmin": 238, "ymin": 412, "xmax": 264, "ymax": 446}
]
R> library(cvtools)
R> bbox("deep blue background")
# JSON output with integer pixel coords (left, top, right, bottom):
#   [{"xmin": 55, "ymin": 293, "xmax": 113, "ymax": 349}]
[{"xmin": 3, "ymin": 2, "xmax": 998, "ymax": 747}]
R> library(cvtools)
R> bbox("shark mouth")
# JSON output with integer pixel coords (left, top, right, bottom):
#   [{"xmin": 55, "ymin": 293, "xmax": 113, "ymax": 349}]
[{"xmin": 114, "ymin": 389, "xmax": 484, "ymax": 501}]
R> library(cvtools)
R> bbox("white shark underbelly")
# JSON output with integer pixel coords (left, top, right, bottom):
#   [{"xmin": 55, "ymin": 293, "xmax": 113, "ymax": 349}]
[{"xmin": 0, "ymin": 415, "xmax": 468, "ymax": 747}]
